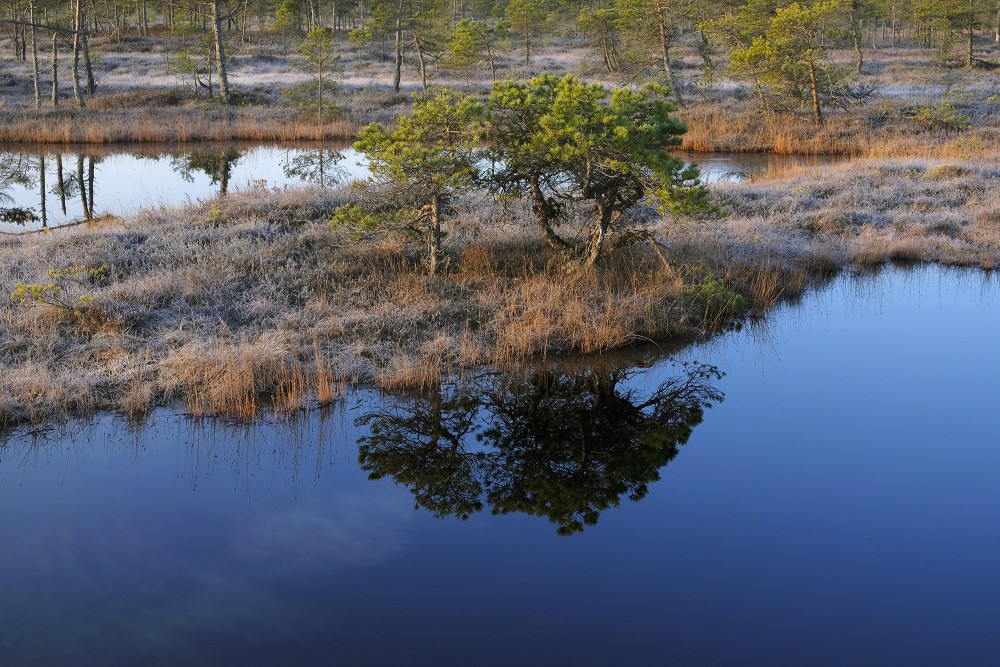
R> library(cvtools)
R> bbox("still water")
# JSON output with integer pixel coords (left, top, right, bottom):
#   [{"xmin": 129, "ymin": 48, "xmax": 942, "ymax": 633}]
[
  {"xmin": 0, "ymin": 144, "xmax": 850, "ymax": 234},
  {"xmin": 1, "ymin": 265, "xmax": 997, "ymax": 665},
  {"xmin": 0, "ymin": 143, "xmax": 361, "ymax": 233}
]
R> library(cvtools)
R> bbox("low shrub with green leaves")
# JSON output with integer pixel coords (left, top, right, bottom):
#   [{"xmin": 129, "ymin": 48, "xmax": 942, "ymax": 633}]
[
  {"xmin": 913, "ymin": 102, "xmax": 970, "ymax": 132},
  {"xmin": 683, "ymin": 274, "xmax": 748, "ymax": 325},
  {"xmin": 10, "ymin": 264, "xmax": 109, "ymax": 318}
]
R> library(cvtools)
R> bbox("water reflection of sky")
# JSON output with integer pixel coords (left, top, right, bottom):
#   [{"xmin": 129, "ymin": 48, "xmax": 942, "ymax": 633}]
[
  {"xmin": 0, "ymin": 145, "xmax": 850, "ymax": 234},
  {"xmin": 0, "ymin": 144, "xmax": 371, "ymax": 234},
  {"xmin": 0, "ymin": 403, "xmax": 420, "ymax": 665},
  {"xmin": 0, "ymin": 266, "xmax": 999, "ymax": 664}
]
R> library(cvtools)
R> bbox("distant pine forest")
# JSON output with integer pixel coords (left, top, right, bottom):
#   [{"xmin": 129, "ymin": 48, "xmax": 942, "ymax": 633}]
[{"xmin": 2, "ymin": 0, "xmax": 997, "ymax": 123}]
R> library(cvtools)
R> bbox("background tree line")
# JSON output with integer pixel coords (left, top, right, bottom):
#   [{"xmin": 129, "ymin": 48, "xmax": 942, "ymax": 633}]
[{"xmin": 5, "ymin": 0, "xmax": 998, "ymax": 113}]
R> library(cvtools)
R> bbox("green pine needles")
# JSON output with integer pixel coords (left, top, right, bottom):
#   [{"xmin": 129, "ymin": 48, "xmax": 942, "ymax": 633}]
[{"xmin": 342, "ymin": 74, "xmax": 710, "ymax": 273}]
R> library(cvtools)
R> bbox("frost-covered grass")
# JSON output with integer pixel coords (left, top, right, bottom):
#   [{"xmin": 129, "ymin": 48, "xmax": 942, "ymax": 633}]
[
  {"xmin": 665, "ymin": 156, "xmax": 1000, "ymax": 272},
  {"xmin": 1, "ymin": 29, "xmax": 998, "ymax": 151},
  {"xmin": 2, "ymin": 150, "xmax": 998, "ymax": 429},
  {"xmin": 0, "ymin": 185, "xmax": 777, "ymax": 429}
]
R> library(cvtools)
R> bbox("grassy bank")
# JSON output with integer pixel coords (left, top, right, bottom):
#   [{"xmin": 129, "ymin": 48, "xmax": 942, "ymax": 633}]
[
  {"xmin": 678, "ymin": 103, "xmax": 1000, "ymax": 158},
  {"xmin": 682, "ymin": 156, "xmax": 1000, "ymax": 269},
  {"xmin": 2, "ymin": 91, "xmax": 992, "ymax": 153},
  {"xmin": 1, "ymin": 98, "xmax": 989, "ymax": 154},
  {"xmin": 0, "ymin": 185, "xmax": 807, "ymax": 430},
  {"xmin": 0, "ymin": 105, "xmax": 360, "ymax": 144},
  {"xmin": 2, "ymin": 152, "xmax": 997, "ymax": 430}
]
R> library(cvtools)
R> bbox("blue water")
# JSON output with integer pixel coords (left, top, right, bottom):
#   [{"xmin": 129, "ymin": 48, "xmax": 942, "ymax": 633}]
[{"xmin": 1, "ymin": 265, "xmax": 998, "ymax": 666}]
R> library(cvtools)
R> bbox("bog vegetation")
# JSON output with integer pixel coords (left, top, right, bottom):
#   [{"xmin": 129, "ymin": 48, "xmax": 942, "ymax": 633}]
[
  {"xmin": 345, "ymin": 75, "xmax": 708, "ymax": 273},
  {"xmin": 1, "ymin": 0, "xmax": 999, "ymax": 427},
  {"xmin": 0, "ymin": 0, "xmax": 996, "ymax": 149}
]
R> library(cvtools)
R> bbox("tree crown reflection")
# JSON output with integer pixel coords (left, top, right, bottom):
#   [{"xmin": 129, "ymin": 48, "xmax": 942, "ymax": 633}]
[{"xmin": 358, "ymin": 360, "xmax": 724, "ymax": 535}]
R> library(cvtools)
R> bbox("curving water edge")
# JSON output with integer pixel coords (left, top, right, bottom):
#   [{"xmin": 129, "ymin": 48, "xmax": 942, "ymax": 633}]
[{"xmin": 1, "ymin": 265, "xmax": 998, "ymax": 665}]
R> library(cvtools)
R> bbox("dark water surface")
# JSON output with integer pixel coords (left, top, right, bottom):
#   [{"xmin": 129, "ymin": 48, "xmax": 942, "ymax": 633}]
[{"xmin": 1, "ymin": 265, "xmax": 998, "ymax": 666}]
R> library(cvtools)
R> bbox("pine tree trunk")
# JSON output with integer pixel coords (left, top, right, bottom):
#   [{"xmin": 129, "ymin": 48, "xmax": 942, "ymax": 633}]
[
  {"xmin": 306, "ymin": 0, "xmax": 317, "ymax": 28},
  {"xmin": 30, "ymin": 0, "xmax": 40, "ymax": 109},
  {"xmin": 414, "ymin": 33, "xmax": 427, "ymax": 90},
  {"xmin": 83, "ymin": 32, "xmax": 95, "ymax": 94},
  {"xmin": 72, "ymin": 0, "xmax": 85, "ymax": 108},
  {"xmin": 658, "ymin": 8, "xmax": 685, "ymax": 108},
  {"xmin": 483, "ymin": 35, "xmax": 496, "ymax": 82},
  {"xmin": 428, "ymin": 192, "xmax": 441, "ymax": 275},
  {"xmin": 212, "ymin": 0, "xmax": 230, "ymax": 104},
  {"xmin": 968, "ymin": 18, "xmax": 975, "ymax": 67},
  {"xmin": 50, "ymin": 33, "xmax": 58, "ymax": 108},
  {"xmin": 12, "ymin": 19, "xmax": 21, "ymax": 61},
  {"xmin": 317, "ymin": 66, "xmax": 323, "ymax": 120},
  {"xmin": 808, "ymin": 59, "xmax": 822, "ymax": 125},
  {"xmin": 523, "ymin": 16, "xmax": 530, "ymax": 65},
  {"xmin": 529, "ymin": 173, "xmax": 573, "ymax": 251},
  {"xmin": 851, "ymin": 0, "xmax": 864, "ymax": 73},
  {"xmin": 585, "ymin": 204, "xmax": 612, "ymax": 267},
  {"xmin": 392, "ymin": 0, "xmax": 403, "ymax": 92}
]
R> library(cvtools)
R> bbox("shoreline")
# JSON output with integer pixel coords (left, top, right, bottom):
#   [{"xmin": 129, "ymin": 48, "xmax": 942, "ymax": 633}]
[
  {"xmin": 2, "ymin": 150, "xmax": 998, "ymax": 432},
  {"xmin": 0, "ymin": 107, "xmax": 360, "ymax": 145},
  {"xmin": 0, "ymin": 99, "xmax": 992, "ymax": 158},
  {"xmin": 0, "ymin": 184, "xmax": 811, "ymax": 432}
]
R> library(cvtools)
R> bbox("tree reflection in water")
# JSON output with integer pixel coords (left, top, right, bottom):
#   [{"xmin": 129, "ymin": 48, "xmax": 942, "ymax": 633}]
[
  {"xmin": 170, "ymin": 149, "xmax": 243, "ymax": 196},
  {"xmin": 0, "ymin": 152, "xmax": 100, "ymax": 230},
  {"xmin": 0, "ymin": 153, "xmax": 41, "ymax": 225},
  {"xmin": 281, "ymin": 145, "xmax": 345, "ymax": 187},
  {"xmin": 358, "ymin": 361, "xmax": 724, "ymax": 534}
]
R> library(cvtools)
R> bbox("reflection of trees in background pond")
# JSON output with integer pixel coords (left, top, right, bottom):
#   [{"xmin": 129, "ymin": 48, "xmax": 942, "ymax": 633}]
[
  {"xmin": 0, "ymin": 153, "xmax": 40, "ymax": 225},
  {"xmin": 54, "ymin": 153, "xmax": 69, "ymax": 215},
  {"xmin": 170, "ymin": 149, "xmax": 243, "ymax": 196},
  {"xmin": 281, "ymin": 145, "xmax": 345, "ymax": 187},
  {"xmin": 359, "ymin": 361, "xmax": 724, "ymax": 535},
  {"xmin": 53, "ymin": 154, "xmax": 98, "ymax": 226},
  {"xmin": 0, "ymin": 152, "xmax": 100, "ymax": 229},
  {"xmin": 75, "ymin": 154, "xmax": 98, "ymax": 221},
  {"xmin": 0, "ymin": 359, "xmax": 721, "ymax": 531}
]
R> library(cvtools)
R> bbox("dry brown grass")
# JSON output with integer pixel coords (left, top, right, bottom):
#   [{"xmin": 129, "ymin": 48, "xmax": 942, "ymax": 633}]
[
  {"xmin": 0, "ymin": 185, "xmax": 793, "ymax": 428},
  {"xmin": 679, "ymin": 104, "xmax": 1000, "ymax": 158},
  {"xmin": 4, "ymin": 150, "xmax": 998, "ymax": 430},
  {"xmin": 160, "ymin": 333, "xmax": 312, "ymax": 419},
  {"xmin": 489, "ymin": 262, "xmax": 685, "ymax": 364},
  {"xmin": 375, "ymin": 348, "xmax": 447, "ymax": 392},
  {"xmin": 0, "ymin": 108, "xmax": 360, "ymax": 144},
  {"xmin": 729, "ymin": 262, "xmax": 808, "ymax": 315}
]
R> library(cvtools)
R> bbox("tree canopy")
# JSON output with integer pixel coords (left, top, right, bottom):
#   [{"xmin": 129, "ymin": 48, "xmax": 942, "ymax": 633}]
[
  {"xmin": 352, "ymin": 88, "xmax": 483, "ymax": 274},
  {"xmin": 728, "ymin": 1, "xmax": 841, "ymax": 123},
  {"xmin": 485, "ymin": 73, "xmax": 708, "ymax": 265}
]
